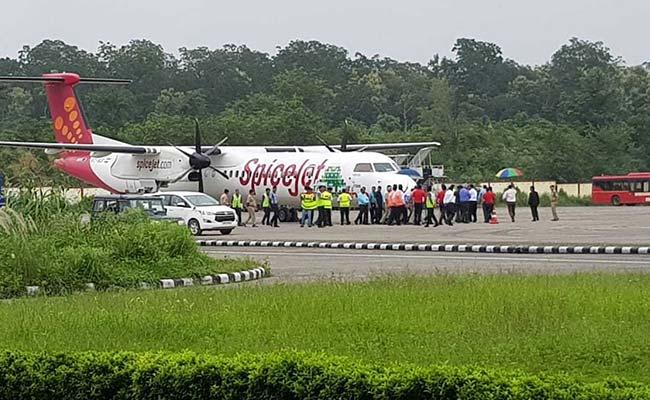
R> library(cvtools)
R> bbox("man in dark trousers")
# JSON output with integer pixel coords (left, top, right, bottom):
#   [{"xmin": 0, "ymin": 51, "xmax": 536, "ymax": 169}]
[
  {"xmin": 411, "ymin": 184, "xmax": 426, "ymax": 225},
  {"xmin": 374, "ymin": 186, "xmax": 384, "ymax": 224},
  {"xmin": 269, "ymin": 186, "xmax": 280, "ymax": 227},
  {"xmin": 528, "ymin": 186, "xmax": 540, "ymax": 222}
]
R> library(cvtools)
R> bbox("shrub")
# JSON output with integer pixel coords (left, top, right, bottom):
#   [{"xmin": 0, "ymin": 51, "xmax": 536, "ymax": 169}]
[
  {"xmin": 0, "ymin": 352, "xmax": 647, "ymax": 400},
  {"xmin": 0, "ymin": 206, "xmax": 261, "ymax": 298}
]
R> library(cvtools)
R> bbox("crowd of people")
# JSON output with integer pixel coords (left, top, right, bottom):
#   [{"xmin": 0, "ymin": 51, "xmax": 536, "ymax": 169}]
[{"xmin": 217, "ymin": 183, "xmax": 561, "ymax": 228}]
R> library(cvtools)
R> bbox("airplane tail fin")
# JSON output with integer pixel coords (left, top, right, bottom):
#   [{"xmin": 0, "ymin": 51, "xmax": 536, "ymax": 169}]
[{"xmin": 0, "ymin": 74, "xmax": 130, "ymax": 145}]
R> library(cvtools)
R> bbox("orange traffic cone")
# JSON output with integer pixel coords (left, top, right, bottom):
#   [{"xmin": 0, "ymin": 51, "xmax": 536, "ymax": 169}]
[{"xmin": 489, "ymin": 209, "xmax": 499, "ymax": 224}]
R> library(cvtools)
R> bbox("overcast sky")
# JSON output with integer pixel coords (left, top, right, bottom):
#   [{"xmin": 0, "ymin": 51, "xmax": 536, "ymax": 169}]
[{"xmin": 1, "ymin": 0, "xmax": 647, "ymax": 66}]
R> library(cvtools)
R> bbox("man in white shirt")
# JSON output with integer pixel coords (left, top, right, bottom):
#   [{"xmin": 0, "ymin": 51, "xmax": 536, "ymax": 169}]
[
  {"xmin": 220, "ymin": 189, "xmax": 230, "ymax": 207},
  {"xmin": 502, "ymin": 184, "xmax": 517, "ymax": 222},
  {"xmin": 468, "ymin": 184, "xmax": 478, "ymax": 223},
  {"xmin": 443, "ymin": 184, "xmax": 456, "ymax": 226}
]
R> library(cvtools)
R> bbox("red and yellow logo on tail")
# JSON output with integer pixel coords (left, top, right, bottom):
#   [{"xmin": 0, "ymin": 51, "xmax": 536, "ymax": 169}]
[{"xmin": 53, "ymin": 97, "xmax": 84, "ymax": 144}]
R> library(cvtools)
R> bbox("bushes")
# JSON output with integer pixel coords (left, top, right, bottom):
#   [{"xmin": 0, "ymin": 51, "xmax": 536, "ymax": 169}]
[
  {"xmin": 0, "ymin": 206, "xmax": 260, "ymax": 298},
  {"xmin": 0, "ymin": 351, "xmax": 647, "ymax": 400},
  {"xmin": 495, "ymin": 189, "xmax": 592, "ymax": 207}
]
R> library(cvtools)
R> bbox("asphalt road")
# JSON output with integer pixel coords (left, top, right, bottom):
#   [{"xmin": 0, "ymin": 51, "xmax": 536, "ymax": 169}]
[
  {"xmin": 201, "ymin": 206, "xmax": 650, "ymax": 281},
  {"xmin": 200, "ymin": 206, "xmax": 650, "ymax": 246},
  {"xmin": 205, "ymin": 247, "xmax": 650, "ymax": 282}
]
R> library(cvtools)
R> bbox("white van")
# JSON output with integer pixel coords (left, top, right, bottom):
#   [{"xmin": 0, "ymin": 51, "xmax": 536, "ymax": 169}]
[{"xmin": 150, "ymin": 191, "xmax": 238, "ymax": 235}]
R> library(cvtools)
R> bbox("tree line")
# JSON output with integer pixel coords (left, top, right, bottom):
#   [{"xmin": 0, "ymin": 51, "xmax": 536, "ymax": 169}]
[{"xmin": 0, "ymin": 37, "xmax": 648, "ymax": 185}]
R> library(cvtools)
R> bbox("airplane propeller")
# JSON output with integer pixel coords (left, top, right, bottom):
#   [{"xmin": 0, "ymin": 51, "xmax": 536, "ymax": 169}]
[
  {"xmin": 317, "ymin": 119, "xmax": 353, "ymax": 153},
  {"xmin": 170, "ymin": 119, "xmax": 229, "ymax": 193}
]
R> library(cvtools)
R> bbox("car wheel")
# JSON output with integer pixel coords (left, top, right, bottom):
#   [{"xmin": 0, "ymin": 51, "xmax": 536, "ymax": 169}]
[
  {"xmin": 220, "ymin": 229, "xmax": 233, "ymax": 235},
  {"xmin": 611, "ymin": 195, "xmax": 621, "ymax": 206},
  {"xmin": 188, "ymin": 219, "xmax": 202, "ymax": 235}
]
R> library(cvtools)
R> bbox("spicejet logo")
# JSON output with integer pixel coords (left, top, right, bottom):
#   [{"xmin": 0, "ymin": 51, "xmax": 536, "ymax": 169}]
[
  {"xmin": 136, "ymin": 159, "xmax": 173, "ymax": 172},
  {"xmin": 240, "ymin": 158, "xmax": 327, "ymax": 196}
]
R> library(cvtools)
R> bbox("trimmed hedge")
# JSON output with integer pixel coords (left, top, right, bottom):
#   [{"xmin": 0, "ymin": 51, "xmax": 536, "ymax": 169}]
[{"xmin": 0, "ymin": 352, "xmax": 647, "ymax": 399}]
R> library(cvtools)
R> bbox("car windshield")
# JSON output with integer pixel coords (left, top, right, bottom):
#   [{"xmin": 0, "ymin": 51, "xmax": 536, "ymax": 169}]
[
  {"xmin": 123, "ymin": 199, "xmax": 166, "ymax": 215},
  {"xmin": 186, "ymin": 194, "xmax": 219, "ymax": 207},
  {"xmin": 373, "ymin": 163, "xmax": 397, "ymax": 172}
]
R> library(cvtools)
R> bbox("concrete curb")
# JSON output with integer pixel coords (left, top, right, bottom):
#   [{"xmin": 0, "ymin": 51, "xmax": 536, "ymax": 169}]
[
  {"xmin": 24, "ymin": 267, "xmax": 268, "ymax": 296},
  {"xmin": 198, "ymin": 240, "xmax": 650, "ymax": 255}
]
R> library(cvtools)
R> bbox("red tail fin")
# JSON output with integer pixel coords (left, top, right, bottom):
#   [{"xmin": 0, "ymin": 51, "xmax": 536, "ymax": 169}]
[{"xmin": 42, "ymin": 73, "xmax": 94, "ymax": 145}]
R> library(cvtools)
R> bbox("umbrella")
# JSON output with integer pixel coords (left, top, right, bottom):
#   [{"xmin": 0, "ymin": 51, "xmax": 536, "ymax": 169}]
[{"xmin": 495, "ymin": 168, "xmax": 523, "ymax": 179}]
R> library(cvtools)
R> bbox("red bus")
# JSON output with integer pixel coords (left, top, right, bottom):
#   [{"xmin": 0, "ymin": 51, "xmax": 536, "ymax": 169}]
[{"xmin": 591, "ymin": 173, "xmax": 650, "ymax": 206}]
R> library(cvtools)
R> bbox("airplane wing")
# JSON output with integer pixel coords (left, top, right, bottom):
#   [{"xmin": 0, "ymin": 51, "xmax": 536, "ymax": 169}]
[
  {"xmin": 332, "ymin": 142, "xmax": 441, "ymax": 151},
  {"xmin": 0, "ymin": 141, "xmax": 158, "ymax": 154}
]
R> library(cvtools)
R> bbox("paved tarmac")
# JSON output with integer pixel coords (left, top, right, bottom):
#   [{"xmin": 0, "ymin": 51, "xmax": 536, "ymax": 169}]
[
  {"xmin": 202, "ymin": 206, "xmax": 650, "ymax": 246},
  {"xmin": 202, "ymin": 206, "xmax": 650, "ymax": 281},
  {"xmin": 205, "ymin": 247, "xmax": 650, "ymax": 282}
]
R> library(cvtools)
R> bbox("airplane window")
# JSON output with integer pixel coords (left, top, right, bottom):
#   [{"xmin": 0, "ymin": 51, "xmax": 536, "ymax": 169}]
[
  {"xmin": 235, "ymin": 170, "xmax": 239, "ymax": 178},
  {"xmin": 229, "ymin": 170, "xmax": 233, "ymax": 178},
  {"xmin": 353, "ymin": 163, "xmax": 373, "ymax": 172},
  {"xmin": 373, "ymin": 163, "xmax": 396, "ymax": 172}
]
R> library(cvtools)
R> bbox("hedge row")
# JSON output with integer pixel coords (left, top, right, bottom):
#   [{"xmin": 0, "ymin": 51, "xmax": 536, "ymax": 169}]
[{"xmin": 0, "ymin": 352, "xmax": 647, "ymax": 400}]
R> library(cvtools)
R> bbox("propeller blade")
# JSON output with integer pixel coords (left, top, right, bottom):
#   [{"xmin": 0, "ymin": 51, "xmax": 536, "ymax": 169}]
[
  {"xmin": 169, "ymin": 143, "xmax": 194, "ymax": 159},
  {"xmin": 205, "ymin": 136, "xmax": 228, "ymax": 156},
  {"xmin": 316, "ymin": 136, "xmax": 336, "ymax": 153},
  {"xmin": 194, "ymin": 118, "xmax": 202, "ymax": 154},
  {"xmin": 198, "ymin": 170, "xmax": 204, "ymax": 193},
  {"xmin": 208, "ymin": 165, "xmax": 229, "ymax": 180},
  {"xmin": 170, "ymin": 168, "xmax": 193, "ymax": 183},
  {"xmin": 342, "ymin": 119, "xmax": 350, "ymax": 152}
]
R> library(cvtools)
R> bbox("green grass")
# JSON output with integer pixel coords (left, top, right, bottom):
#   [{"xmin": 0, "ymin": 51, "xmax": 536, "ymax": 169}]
[
  {"xmin": 1, "ymin": 274, "xmax": 649, "ymax": 383},
  {"xmin": 0, "ymin": 207, "xmax": 262, "ymax": 297}
]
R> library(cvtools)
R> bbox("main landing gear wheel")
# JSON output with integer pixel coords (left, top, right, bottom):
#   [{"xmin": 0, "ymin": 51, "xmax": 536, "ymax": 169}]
[{"xmin": 278, "ymin": 207, "xmax": 290, "ymax": 223}]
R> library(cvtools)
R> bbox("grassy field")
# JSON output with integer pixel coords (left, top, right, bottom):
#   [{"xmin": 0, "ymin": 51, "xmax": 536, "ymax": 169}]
[{"xmin": 2, "ymin": 274, "xmax": 649, "ymax": 383}]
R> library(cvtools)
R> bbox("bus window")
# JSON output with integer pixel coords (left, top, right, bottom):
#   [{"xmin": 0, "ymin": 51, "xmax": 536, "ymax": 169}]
[
  {"xmin": 631, "ymin": 181, "xmax": 644, "ymax": 192},
  {"xmin": 353, "ymin": 163, "xmax": 373, "ymax": 172},
  {"xmin": 612, "ymin": 181, "xmax": 630, "ymax": 191}
]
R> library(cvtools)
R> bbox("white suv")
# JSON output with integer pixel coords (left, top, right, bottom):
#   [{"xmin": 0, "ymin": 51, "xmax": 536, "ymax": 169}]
[{"xmin": 152, "ymin": 191, "xmax": 238, "ymax": 235}]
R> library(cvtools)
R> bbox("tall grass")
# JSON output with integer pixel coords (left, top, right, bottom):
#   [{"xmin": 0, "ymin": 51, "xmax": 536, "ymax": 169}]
[
  {"xmin": 0, "ymin": 189, "xmax": 261, "ymax": 297},
  {"xmin": 1, "ymin": 274, "xmax": 649, "ymax": 383}
]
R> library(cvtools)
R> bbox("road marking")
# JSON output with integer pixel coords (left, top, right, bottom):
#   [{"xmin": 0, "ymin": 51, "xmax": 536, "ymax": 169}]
[{"xmin": 204, "ymin": 250, "xmax": 650, "ymax": 266}]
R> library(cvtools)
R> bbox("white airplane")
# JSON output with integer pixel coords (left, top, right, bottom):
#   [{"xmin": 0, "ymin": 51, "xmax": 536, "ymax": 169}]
[{"xmin": 0, "ymin": 73, "xmax": 440, "ymax": 220}]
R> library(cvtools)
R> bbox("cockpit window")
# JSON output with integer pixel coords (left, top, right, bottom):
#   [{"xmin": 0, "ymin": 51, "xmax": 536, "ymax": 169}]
[
  {"xmin": 373, "ymin": 163, "xmax": 397, "ymax": 172},
  {"xmin": 353, "ymin": 163, "xmax": 373, "ymax": 172}
]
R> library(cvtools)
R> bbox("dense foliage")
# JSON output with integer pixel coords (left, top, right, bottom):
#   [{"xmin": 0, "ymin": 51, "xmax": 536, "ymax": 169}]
[
  {"xmin": 0, "ymin": 190, "xmax": 259, "ymax": 297},
  {"xmin": 0, "ymin": 351, "xmax": 648, "ymax": 399},
  {"xmin": 0, "ymin": 37, "xmax": 648, "ymax": 184}
]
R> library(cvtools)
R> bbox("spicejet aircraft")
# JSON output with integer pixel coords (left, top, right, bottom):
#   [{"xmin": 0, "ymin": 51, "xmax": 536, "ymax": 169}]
[{"xmin": 0, "ymin": 73, "xmax": 439, "ymax": 211}]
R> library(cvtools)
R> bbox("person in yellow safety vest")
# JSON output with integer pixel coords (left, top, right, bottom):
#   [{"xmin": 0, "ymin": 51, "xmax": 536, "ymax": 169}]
[
  {"xmin": 337, "ymin": 187, "xmax": 352, "ymax": 225},
  {"xmin": 424, "ymin": 185, "xmax": 440, "ymax": 228},
  {"xmin": 231, "ymin": 189, "xmax": 244, "ymax": 226},
  {"xmin": 325, "ymin": 187, "xmax": 334, "ymax": 226},
  {"xmin": 317, "ymin": 185, "xmax": 333, "ymax": 228},
  {"xmin": 261, "ymin": 188, "xmax": 271, "ymax": 226},
  {"xmin": 300, "ymin": 186, "xmax": 318, "ymax": 227}
]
